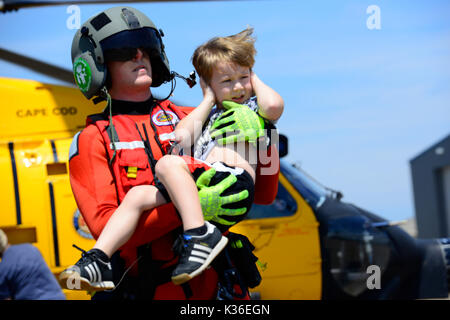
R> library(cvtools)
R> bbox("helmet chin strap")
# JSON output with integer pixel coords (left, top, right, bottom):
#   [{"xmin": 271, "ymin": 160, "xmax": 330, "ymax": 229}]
[{"xmin": 93, "ymin": 89, "xmax": 108, "ymax": 104}]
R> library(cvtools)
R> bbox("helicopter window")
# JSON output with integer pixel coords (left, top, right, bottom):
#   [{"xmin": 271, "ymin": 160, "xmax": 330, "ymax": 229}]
[
  {"xmin": 280, "ymin": 159, "xmax": 328, "ymax": 210},
  {"xmin": 46, "ymin": 163, "xmax": 67, "ymax": 175},
  {"xmin": 324, "ymin": 215, "xmax": 392, "ymax": 297},
  {"xmin": 246, "ymin": 182, "xmax": 297, "ymax": 219}
]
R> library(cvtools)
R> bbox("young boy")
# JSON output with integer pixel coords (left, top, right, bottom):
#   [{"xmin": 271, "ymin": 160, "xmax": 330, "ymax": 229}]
[{"xmin": 60, "ymin": 27, "xmax": 283, "ymax": 291}]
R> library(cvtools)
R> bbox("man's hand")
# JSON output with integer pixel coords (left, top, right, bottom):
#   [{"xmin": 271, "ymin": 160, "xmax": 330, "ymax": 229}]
[
  {"xmin": 196, "ymin": 168, "xmax": 248, "ymax": 226},
  {"xmin": 210, "ymin": 100, "xmax": 265, "ymax": 145}
]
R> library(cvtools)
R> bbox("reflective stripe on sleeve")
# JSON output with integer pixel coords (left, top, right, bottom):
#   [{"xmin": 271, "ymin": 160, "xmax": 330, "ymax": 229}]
[{"xmin": 109, "ymin": 141, "xmax": 145, "ymax": 150}]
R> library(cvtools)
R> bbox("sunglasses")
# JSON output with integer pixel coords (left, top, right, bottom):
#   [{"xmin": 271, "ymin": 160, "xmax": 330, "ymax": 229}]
[{"xmin": 104, "ymin": 47, "xmax": 159, "ymax": 62}]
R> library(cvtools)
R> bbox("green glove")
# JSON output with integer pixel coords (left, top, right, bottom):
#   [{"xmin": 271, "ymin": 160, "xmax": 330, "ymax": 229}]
[
  {"xmin": 210, "ymin": 100, "xmax": 265, "ymax": 145},
  {"xmin": 196, "ymin": 168, "xmax": 249, "ymax": 226}
]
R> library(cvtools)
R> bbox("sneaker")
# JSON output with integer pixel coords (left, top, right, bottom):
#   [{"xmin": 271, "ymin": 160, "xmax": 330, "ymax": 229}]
[
  {"xmin": 171, "ymin": 221, "xmax": 228, "ymax": 285},
  {"xmin": 59, "ymin": 245, "xmax": 115, "ymax": 291}
]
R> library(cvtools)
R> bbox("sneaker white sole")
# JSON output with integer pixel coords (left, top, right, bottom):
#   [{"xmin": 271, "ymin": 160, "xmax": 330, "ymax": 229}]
[
  {"xmin": 59, "ymin": 270, "xmax": 115, "ymax": 291},
  {"xmin": 171, "ymin": 235, "xmax": 228, "ymax": 285}
]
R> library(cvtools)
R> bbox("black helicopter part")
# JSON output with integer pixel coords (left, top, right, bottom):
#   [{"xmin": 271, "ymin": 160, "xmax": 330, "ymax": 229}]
[{"xmin": 315, "ymin": 196, "xmax": 450, "ymax": 300}]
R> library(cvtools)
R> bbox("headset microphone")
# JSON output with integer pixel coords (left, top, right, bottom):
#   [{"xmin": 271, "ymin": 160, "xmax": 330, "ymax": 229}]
[{"xmin": 171, "ymin": 71, "xmax": 197, "ymax": 88}]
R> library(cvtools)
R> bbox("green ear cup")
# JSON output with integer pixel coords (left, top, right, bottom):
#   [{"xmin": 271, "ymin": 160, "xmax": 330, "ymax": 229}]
[{"xmin": 73, "ymin": 57, "xmax": 92, "ymax": 93}]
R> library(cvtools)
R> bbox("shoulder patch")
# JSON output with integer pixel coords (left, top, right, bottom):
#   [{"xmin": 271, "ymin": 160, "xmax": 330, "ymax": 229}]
[
  {"xmin": 69, "ymin": 131, "xmax": 81, "ymax": 161},
  {"xmin": 152, "ymin": 110, "xmax": 179, "ymax": 126},
  {"xmin": 73, "ymin": 209, "xmax": 94, "ymax": 239}
]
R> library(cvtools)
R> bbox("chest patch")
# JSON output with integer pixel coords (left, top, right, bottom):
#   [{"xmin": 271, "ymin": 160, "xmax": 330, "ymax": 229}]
[{"xmin": 152, "ymin": 110, "xmax": 179, "ymax": 126}]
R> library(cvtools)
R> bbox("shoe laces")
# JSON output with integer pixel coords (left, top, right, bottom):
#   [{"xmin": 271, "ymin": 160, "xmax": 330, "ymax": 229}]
[
  {"xmin": 71, "ymin": 244, "xmax": 142, "ymax": 294},
  {"xmin": 72, "ymin": 244, "xmax": 97, "ymax": 264},
  {"xmin": 172, "ymin": 234, "xmax": 192, "ymax": 256}
]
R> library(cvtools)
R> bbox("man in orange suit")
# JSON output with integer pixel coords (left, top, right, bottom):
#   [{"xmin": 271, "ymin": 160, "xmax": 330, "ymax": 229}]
[{"xmin": 66, "ymin": 6, "xmax": 279, "ymax": 300}]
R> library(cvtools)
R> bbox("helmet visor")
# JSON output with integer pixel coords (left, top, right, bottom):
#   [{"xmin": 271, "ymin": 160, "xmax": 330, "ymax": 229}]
[{"xmin": 101, "ymin": 27, "xmax": 162, "ymax": 61}]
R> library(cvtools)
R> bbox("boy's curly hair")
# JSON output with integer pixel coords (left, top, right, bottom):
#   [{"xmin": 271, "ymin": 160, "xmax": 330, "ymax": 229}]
[{"xmin": 192, "ymin": 27, "xmax": 256, "ymax": 84}]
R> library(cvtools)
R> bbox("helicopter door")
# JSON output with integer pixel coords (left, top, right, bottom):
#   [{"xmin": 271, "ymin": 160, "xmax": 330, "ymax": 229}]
[{"xmin": 230, "ymin": 173, "xmax": 322, "ymax": 299}]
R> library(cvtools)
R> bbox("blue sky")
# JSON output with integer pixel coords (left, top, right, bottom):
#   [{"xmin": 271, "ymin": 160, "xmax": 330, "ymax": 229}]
[{"xmin": 0, "ymin": 0, "xmax": 449, "ymax": 222}]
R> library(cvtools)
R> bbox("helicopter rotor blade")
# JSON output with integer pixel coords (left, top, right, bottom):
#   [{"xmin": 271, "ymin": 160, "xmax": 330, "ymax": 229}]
[
  {"xmin": 0, "ymin": 47, "xmax": 74, "ymax": 84},
  {"xmin": 0, "ymin": 0, "xmax": 215, "ymax": 12}
]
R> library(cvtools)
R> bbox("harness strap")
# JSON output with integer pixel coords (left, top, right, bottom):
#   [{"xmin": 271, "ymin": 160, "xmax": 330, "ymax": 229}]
[
  {"xmin": 135, "ymin": 243, "xmax": 193, "ymax": 300},
  {"xmin": 134, "ymin": 122, "xmax": 158, "ymax": 179},
  {"xmin": 212, "ymin": 246, "xmax": 248, "ymax": 299}
]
